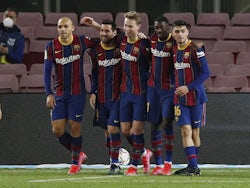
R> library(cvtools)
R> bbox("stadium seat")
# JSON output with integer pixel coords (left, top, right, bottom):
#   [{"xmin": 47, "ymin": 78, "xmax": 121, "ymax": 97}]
[
  {"xmin": 80, "ymin": 12, "xmax": 113, "ymax": 26},
  {"xmin": 231, "ymin": 13, "xmax": 250, "ymax": 26},
  {"xmin": 19, "ymin": 74, "xmax": 45, "ymax": 93},
  {"xmin": 115, "ymin": 12, "xmax": 149, "ymax": 36},
  {"xmin": 222, "ymin": 26, "xmax": 250, "ymax": 51},
  {"xmin": 74, "ymin": 26, "xmax": 100, "ymax": 38},
  {"xmin": 19, "ymin": 26, "xmax": 36, "ymax": 54},
  {"xmin": 17, "ymin": 12, "xmax": 44, "ymax": 27},
  {"xmin": 35, "ymin": 26, "xmax": 58, "ymax": 40},
  {"xmin": 29, "ymin": 63, "xmax": 44, "ymax": 75},
  {"xmin": 212, "ymin": 41, "xmax": 247, "ymax": 64},
  {"xmin": 204, "ymin": 77, "xmax": 213, "ymax": 89},
  {"xmin": 163, "ymin": 12, "xmax": 195, "ymax": 26},
  {"xmin": 206, "ymin": 51, "xmax": 234, "ymax": 65},
  {"xmin": 0, "ymin": 75, "xmax": 19, "ymax": 93},
  {"xmin": 239, "ymin": 87, "xmax": 250, "ymax": 93},
  {"xmin": 0, "ymin": 64, "xmax": 27, "ymax": 84},
  {"xmin": 212, "ymin": 75, "xmax": 248, "ymax": 92},
  {"xmin": 45, "ymin": 12, "xmax": 78, "ymax": 26},
  {"xmin": 207, "ymin": 87, "xmax": 237, "ymax": 93},
  {"xmin": 196, "ymin": 13, "xmax": 230, "ymax": 29},
  {"xmin": 208, "ymin": 64, "xmax": 223, "ymax": 78},
  {"xmin": 236, "ymin": 52, "xmax": 250, "ymax": 65},
  {"xmin": 189, "ymin": 26, "xmax": 223, "ymax": 51}
]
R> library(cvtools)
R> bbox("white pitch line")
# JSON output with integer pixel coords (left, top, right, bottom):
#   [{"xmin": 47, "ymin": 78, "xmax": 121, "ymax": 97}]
[{"xmin": 29, "ymin": 175, "xmax": 123, "ymax": 183}]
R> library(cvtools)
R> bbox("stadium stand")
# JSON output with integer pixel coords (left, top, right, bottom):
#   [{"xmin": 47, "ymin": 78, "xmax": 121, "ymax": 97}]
[
  {"xmin": 163, "ymin": 12, "xmax": 195, "ymax": 26},
  {"xmin": 196, "ymin": 13, "xmax": 230, "ymax": 29},
  {"xmin": 17, "ymin": 12, "xmax": 44, "ymax": 27},
  {"xmin": 189, "ymin": 26, "xmax": 223, "ymax": 51},
  {"xmin": 45, "ymin": 12, "xmax": 78, "ymax": 26},
  {"xmin": 74, "ymin": 26, "xmax": 99, "ymax": 38},
  {"xmin": 0, "ymin": 64, "xmax": 27, "ymax": 84},
  {"xmin": 206, "ymin": 51, "xmax": 234, "ymax": 65},
  {"xmin": 231, "ymin": 13, "xmax": 250, "ymax": 26},
  {"xmin": 0, "ymin": 75, "xmax": 19, "ymax": 93},
  {"xmin": 19, "ymin": 26, "xmax": 36, "ymax": 54},
  {"xmin": 115, "ymin": 12, "xmax": 149, "ymax": 36}
]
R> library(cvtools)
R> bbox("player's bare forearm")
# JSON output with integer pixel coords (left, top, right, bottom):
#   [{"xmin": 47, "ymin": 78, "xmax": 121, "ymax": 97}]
[{"xmin": 80, "ymin": 16, "xmax": 101, "ymax": 31}]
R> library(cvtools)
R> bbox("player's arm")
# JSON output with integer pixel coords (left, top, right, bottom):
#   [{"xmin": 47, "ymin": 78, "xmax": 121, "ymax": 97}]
[
  {"xmin": 80, "ymin": 16, "xmax": 101, "ymax": 31},
  {"xmin": 187, "ymin": 48, "xmax": 210, "ymax": 91},
  {"xmin": 44, "ymin": 43, "xmax": 56, "ymax": 109},
  {"xmin": 88, "ymin": 48, "xmax": 98, "ymax": 109}
]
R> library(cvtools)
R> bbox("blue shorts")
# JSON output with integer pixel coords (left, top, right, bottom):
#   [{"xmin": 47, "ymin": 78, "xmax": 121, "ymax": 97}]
[
  {"xmin": 147, "ymin": 86, "xmax": 174, "ymax": 124},
  {"xmin": 120, "ymin": 92, "xmax": 147, "ymax": 122},
  {"xmin": 51, "ymin": 94, "xmax": 86, "ymax": 122},
  {"xmin": 174, "ymin": 103, "xmax": 206, "ymax": 128},
  {"xmin": 93, "ymin": 100, "xmax": 120, "ymax": 129}
]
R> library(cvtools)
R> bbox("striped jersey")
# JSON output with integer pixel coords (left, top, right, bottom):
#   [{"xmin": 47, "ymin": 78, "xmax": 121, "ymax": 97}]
[
  {"xmin": 44, "ymin": 34, "xmax": 97, "ymax": 96},
  {"xmin": 172, "ymin": 40, "xmax": 210, "ymax": 106},
  {"xmin": 148, "ymin": 32, "xmax": 174, "ymax": 90},
  {"xmin": 89, "ymin": 42, "xmax": 122, "ymax": 103},
  {"xmin": 120, "ymin": 36, "xmax": 151, "ymax": 95}
]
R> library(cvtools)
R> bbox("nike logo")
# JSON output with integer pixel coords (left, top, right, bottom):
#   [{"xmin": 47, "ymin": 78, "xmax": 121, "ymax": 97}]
[
  {"xmin": 114, "ymin": 120, "xmax": 119, "ymax": 123},
  {"xmin": 194, "ymin": 120, "xmax": 201, "ymax": 124},
  {"xmin": 75, "ymin": 114, "xmax": 82, "ymax": 118},
  {"xmin": 55, "ymin": 50, "xmax": 62, "ymax": 54}
]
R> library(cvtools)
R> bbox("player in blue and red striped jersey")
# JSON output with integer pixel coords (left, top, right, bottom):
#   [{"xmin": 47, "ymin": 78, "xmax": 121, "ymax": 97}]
[
  {"xmin": 119, "ymin": 11, "xmax": 152, "ymax": 176},
  {"xmin": 147, "ymin": 16, "xmax": 175, "ymax": 175},
  {"xmin": 171, "ymin": 20, "xmax": 210, "ymax": 176},
  {"xmin": 88, "ymin": 19, "xmax": 122, "ymax": 175},
  {"xmin": 44, "ymin": 17, "xmax": 97, "ymax": 175}
]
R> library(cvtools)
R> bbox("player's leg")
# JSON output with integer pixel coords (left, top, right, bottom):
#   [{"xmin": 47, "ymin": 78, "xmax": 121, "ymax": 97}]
[{"xmin": 67, "ymin": 94, "xmax": 87, "ymax": 174}]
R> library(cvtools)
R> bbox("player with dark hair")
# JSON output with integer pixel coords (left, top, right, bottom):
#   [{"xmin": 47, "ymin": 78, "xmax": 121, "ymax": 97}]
[
  {"xmin": 44, "ymin": 17, "xmax": 97, "ymax": 175},
  {"xmin": 147, "ymin": 15, "xmax": 175, "ymax": 175},
  {"xmin": 120, "ymin": 11, "xmax": 152, "ymax": 175},
  {"xmin": 171, "ymin": 20, "xmax": 210, "ymax": 175},
  {"xmin": 0, "ymin": 7, "xmax": 24, "ymax": 64},
  {"xmin": 88, "ymin": 19, "xmax": 122, "ymax": 174}
]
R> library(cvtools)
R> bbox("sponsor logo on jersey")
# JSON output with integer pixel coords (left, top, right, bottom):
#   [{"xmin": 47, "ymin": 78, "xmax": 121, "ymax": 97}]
[
  {"xmin": 151, "ymin": 48, "xmax": 171, "ymax": 57},
  {"xmin": 174, "ymin": 61, "xmax": 191, "ymax": 69},
  {"xmin": 55, "ymin": 54, "xmax": 81, "ymax": 65},
  {"xmin": 98, "ymin": 58, "xmax": 121, "ymax": 67},
  {"xmin": 120, "ymin": 51, "xmax": 137, "ymax": 62}
]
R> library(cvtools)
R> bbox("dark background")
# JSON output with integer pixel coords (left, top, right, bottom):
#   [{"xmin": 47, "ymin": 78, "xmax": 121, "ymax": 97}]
[{"xmin": 0, "ymin": 93, "xmax": 249, "ymax": 165}]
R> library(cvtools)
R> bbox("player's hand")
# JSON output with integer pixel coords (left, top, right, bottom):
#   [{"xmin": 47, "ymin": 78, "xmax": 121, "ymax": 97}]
[
  {"xmin": 80, "ymin": 16, "xmax": 94, "ymax": 26},
  {"xmin": 46, "ymin": 94, "xmax": 56, "ymax": 109},
  {"xmin": 0, "ymin": 45, "xmax": 9, "ymax": 54},
  {"xmin": 89, "ymin": 94, "xmax": 96, "ymax": 109},
  {"xmin": 175, "ymin": 86, "xmax": 189, "ymax": 97},
  {"xmin": 138, "ymin": 32, "xmax": 147, "ymax": 39}
]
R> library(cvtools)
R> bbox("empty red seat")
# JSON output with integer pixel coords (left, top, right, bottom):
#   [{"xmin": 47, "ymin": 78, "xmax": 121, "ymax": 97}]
[
  {"xmin": 115, "ymin": 12, "xmax": 149, "ymax": 35},
  {"xmin": 163, "ymin": 12, "xmax": 195, "ymax": 26},
  {"xmin": 0, "ymin": 75, "xmax": 19, "ymax": 93},
  {"xmin": 231, "ymin": 13, "xmax": 250, "ymax": 26},
  {"xmin": 17, "ymin": 12, "xmax": 44, "ymax": 27},
  {"xmin": 29, "ymin": 63, "xmax": 44, "ymax": 75},
  {"xmin": 236, "ymin": 52, "xmax": 250, "ymax": 65},
  {"xmin": 208, "ymin": 64, "xmax": 223, "ymax": 78},
  {"xmin": 189, "ymin": 26, "xmax": 223, "ymax": 51},
  {"xmin": 213, "ymin": 75, "xmax": 248, "ymax": 92},
  {"xmin": 45, "ymin": 12, "xmax": 78, "ymax": 26},
  {"xmin": 80, "ymin": 12, "xmax": 113, "ymax": 26},
  {"xmin": 0, "ymin": 64, "xmax": 27, "ymax": 77},
  {"xmin": 19, "ymin": 74, "xmax": 45, "ymax": 93},
  {"xmin": 74, "ymin": 27, "xmax": 99, "ymax": 38},
  {"xmin": 35, "ymin": 26, "xmax": 58, "ymax": 40},
  {"xmin": 206, "ymin": 51, "xmax": 234, "ymax": 65},
  {"xmin": 196, "ymin": 13, "xmax": 230, "ymax": 29}
]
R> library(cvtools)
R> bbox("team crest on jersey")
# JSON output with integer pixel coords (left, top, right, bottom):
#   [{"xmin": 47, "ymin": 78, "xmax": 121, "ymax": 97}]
[
  {"xmin": 73, "ymin": 44, "xmax": 80, "ymax": 51},
  {"xmin": 184, "ymin": 52, "xmax": 190, "ymax": 59},
  {"xmin": 133, "ymin": 47, "xmax": 139, "ymax": 54},
  {"xmin": 166, "ymin": 42, "xmax": 172, "ymax": 48}
]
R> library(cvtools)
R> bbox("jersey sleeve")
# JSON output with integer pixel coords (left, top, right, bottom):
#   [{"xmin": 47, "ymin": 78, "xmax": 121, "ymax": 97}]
[
  {"xmin": 187, "ymin": 48, "xmax": 210, "ymax": 91},
  {"xmin": 44, "ymin": 41, "xmax": 54, "ymax": 96}
]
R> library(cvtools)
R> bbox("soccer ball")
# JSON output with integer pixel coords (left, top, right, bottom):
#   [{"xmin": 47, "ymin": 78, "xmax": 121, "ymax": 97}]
[{"xmin": 118, "ymin": 148, "xmax": 130, "ymax": 165}]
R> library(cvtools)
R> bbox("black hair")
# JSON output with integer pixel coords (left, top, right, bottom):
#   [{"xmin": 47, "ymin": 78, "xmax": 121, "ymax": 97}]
[
  {"xmin": 172, "ymin": 20, "xmax": 191, "ymax": 29},
  {"xmin": 5, "ymin": 7, "xmax": 18, "ymax": 17},
  {"xmin": 101, "ymin": 19, "xmax": 116, "ymax": 31},
  {"xmin": 154, "ymin": 15, "xmax": 169, "ymax": 24}
]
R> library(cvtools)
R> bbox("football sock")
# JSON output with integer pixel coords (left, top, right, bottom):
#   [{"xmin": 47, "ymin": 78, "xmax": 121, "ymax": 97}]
[
  {"xmin": 132, "ymin": 134, "xmax": 144, "ymax": 166},
  {"xmin": 71, "ymin": 136, "xmax": 82, "ymax": 165},
  {"xmin": 58, "ymin": 131, "xmax": 72, "ymax": 151},
  {"xmin": 164, "ymin": 128, "xmax": 174, "ymax": 162},
  {"xmin": 151, "ymin": 129, "xmax": 163, "ymax": 165},
  {"xmin": 126, "ymin": 134, "xmax": 134, "ymax": 146},
  {"xmin": 110, "ymin": 133, "xmax": 121, "ymax": 163},
  {"xmin": 106, "ymin": 136, "xmax": 111, "ymax": 157},
  {"xmin": 184, "ymin": 146, "xmax": 198, "ymax": 168}
]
